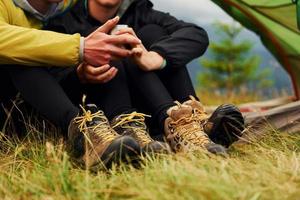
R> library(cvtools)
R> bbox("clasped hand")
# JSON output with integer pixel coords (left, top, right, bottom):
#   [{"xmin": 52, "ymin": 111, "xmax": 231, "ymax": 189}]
[{"xmin": 77, "ymin": 16, "xmax": 164, "ymax": 84}]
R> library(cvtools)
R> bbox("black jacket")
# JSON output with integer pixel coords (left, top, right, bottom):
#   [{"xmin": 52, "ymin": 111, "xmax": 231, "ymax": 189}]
[{"xmin": 46, "ymin": 0, "xmax": 209, "ymax": 68}]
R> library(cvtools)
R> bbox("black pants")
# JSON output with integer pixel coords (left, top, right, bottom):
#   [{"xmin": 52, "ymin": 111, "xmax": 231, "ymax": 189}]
[
  {"xmin": 8, "ymin": 62, "xmax": 134, "ymax": 132},
  {"xmin": 0, "ymin": 67, "xmax": 18, "ymax": 130},
  {"xmin": 126, "ymin": 24, "xmax": 198, "ymax": 133}
]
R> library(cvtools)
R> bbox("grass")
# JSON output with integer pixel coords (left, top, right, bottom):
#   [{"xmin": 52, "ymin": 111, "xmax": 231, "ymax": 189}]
[
  {"xmin": 195, "ymin": 89, "xmax": 291, "ymax": 105},
  {"xmin": 0, "ymin": 126, "xmax": 299, "ymax": 200}
]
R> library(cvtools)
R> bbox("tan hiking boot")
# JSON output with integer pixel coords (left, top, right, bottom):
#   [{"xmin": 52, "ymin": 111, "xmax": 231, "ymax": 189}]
[
  {"xmin": 182, "ymin": 95, "xmax": 209, "ymax": 125},
  {"xmin": 164, "ymin": 102, "xmax": 227, "ymax": 154},
  {"xmin": 111, "ymin": 112, "xmax": 171, "ymax": 154},
  {"xmin": 67, "ymin": 104, "xmax": 141, "ymax": 171},
  {"xmin": 183, "ymin": 96, "xmax": 245, "ymax": 147}
]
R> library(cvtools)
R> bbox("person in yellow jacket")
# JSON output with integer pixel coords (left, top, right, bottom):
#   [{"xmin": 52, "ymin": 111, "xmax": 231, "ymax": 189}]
[{"xmin": 0, "ymin": 0, "xmax": 141, "ymax": 67}]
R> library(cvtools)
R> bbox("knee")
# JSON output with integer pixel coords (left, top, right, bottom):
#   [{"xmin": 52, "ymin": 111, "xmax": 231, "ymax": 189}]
[{"xmin": 137, "ymin": 24, "xmax": 168, "ymax": 49}]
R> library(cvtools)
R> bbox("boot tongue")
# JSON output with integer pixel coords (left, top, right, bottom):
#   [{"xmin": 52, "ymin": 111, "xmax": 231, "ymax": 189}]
[
  {"xmin": 184, "ymin": 100, "xmax": 205, "ymax": 112},
  {"xmin": 171, "ymin": 105, "xmax": 193, "ymax": 121},
  {"xmin": 85, "ymin": 104, "xmax": 98, "ymax": 113}
]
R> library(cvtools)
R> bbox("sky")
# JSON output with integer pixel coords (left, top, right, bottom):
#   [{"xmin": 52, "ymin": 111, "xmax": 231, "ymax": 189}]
[
  {"xmin": 150, "ymin": 0, "xmax": 258, "ymax": 42},
  {"xmin": 151, "ymin": 0, "xmax": 234, "ymax": 25}
]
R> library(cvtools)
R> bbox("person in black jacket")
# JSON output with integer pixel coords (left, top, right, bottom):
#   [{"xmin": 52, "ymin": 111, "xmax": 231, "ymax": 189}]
[{"xmin": 46, "ymin": 0, "xmax": 244, "ymax": 152}]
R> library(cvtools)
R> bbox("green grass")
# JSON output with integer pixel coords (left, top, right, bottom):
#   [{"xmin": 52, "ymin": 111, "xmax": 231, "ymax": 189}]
[
  {"xmin": 195, "ymin": 89, "xmax": 291, "ymax": 106},
  {"xmin": 0, "ymin": 128, "xmax": 299, "ymax": 200}
]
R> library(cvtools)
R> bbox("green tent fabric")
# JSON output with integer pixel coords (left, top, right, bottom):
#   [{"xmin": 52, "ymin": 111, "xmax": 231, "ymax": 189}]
[
  {"xmin": 211, "ymin": 0, "xmax": 300, "ymax": 99},
  {"xmin": 296, "ymin": 0, "xmax": 300, "ymax": 29}
]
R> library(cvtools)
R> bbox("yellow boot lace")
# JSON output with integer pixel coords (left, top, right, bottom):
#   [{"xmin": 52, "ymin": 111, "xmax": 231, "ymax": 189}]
[
  {"xmin": 169, "ymin": 114, "xmax": 210, "ymax": 149},
  {"xmin": 112, "ymin": 112, "xmax": 152, "ymax": 146},
  {"xmin": 193, "ymin": 109, "xmax": 209, "ymax": 125},
  {"xmin": 74, "ymin": 105, "xmax": 117, "ymax": 145},
  {"xmin": 188, "ymin": 96, "xmax": 209, "ymax": 125}
]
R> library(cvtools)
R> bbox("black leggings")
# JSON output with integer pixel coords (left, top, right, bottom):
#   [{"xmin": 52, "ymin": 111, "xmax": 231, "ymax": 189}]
[
  {"xmin": 127, "ymin": 24, "xmax": 198, "ymax": 132},
  {"xmin": 0, "ymin": 67, "xmax": 19, "ymax": 130},
  {"xmin": 8, "ymin": 62, "xmax": 134, "ymax": 131}
]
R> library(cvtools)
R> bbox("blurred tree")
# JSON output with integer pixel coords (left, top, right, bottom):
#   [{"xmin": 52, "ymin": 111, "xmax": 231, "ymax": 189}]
[{"xmin": 198, "ymin": 22, "xmax": 273, "ymax": 98}]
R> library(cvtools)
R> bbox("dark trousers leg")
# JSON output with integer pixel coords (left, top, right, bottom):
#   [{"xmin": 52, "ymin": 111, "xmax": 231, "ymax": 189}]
[
  {"xmin": 157, "ymin": 66, "xmax": 198, "ymax": 103},
  {"xmin": 9, "ymin": 67, "xmax": 79, "ymax": 131},
  {"xmin": 53, "ymin": 62, "xmax": 134, "ymax": 121},
  {"xmin": 82, "ymin": 61, "xmax": 134, "ymax": 120},
  {"xmin": 0, "ymin": 67, "xmax": 20, "ymax": 131},
  {"xmin": 124, "ymin": 59, "xmax": 175, "ymax": 126},
  {"xmin": 9, "ymin": 63, "xmax": 134, "ymax": 131},
  {"xmin": 137, "ymin": 24, "xmax": 198, "ymax": 103},
  {"xmin": 125, "ymin": 25, "xmax": 177, "ymax": 132}
]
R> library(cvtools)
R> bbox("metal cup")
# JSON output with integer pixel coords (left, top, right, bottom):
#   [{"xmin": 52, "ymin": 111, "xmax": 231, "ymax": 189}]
[{"xmin": 110, "ymin": 25, "xmax": 129, "ymax": 35}]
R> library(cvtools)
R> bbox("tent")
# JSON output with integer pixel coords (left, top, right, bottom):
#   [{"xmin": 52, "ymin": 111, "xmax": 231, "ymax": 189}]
[
  {"xmin": 210, "ymin": 0, "xmax": 300, "ymax": 134},
  {"xmin": 211, "ymin": 0, "xmax": 300, "ymax": 99}
]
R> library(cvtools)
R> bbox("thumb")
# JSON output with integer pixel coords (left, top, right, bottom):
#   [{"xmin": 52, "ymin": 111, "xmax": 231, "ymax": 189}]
[{"xmin": 96, "ymin": 16, "xmax": 120, "ymax": 33}]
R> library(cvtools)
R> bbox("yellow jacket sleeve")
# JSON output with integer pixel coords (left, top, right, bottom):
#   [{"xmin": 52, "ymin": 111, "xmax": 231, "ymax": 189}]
[{"xmin": 0, "ymin": 1, "xmax": 81, "ymax": 67}]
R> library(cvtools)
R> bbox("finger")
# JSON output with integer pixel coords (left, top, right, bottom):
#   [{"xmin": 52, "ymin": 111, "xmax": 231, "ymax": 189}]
[
  {"xmin": 84, "ymin": 64, "xmax": 111, "ymax": 76},
  {"xmin": 86, "ymin": 67, "xmax": 117, "ymax": 83},
  {"xmin": 77, "ymin": 63, "xmax": 84, "ymax": 73},
  {"xmin": 106, "ymin": 45, "xmax": 133, "ymax": 58},
  {"xmin": 97, "ymin": 67, "xmax": 118, "ymax": 82},
  {"xmin": 76, "ymin": 63, "xmax": 87, "ymax": 83},
  {"xmin": 106, "ymin": 34, "xmax": 141, "ymax": 46},
  {"xmin": 114, "ymin": 27, "xmax": 137, "ymax": 37},
  {"xmin": 102, "ymin": 68, "xmax": 118, "ymax": 83},
  {"xmin": 95, "ymin": 16, "xmax": 119, "ymax": 33},
  {"xmin": 132, "ymin": 47, "xmax": 143, "ymax": 55},
  {"xmin": 111, "ymin": 55, "xmax": 123, "ymax": 61}
]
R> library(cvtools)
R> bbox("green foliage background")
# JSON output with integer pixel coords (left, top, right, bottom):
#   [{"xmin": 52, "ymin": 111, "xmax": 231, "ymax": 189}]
[{"xmin": 198, "ymin": 22, "xmax": 273, "ymax": 96}]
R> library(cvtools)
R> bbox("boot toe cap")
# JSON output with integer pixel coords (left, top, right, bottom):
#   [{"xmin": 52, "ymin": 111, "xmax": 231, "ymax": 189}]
[
  {"xmin": 101, "ymin": 136, "xmax": 142, "ymax": 167},
  {"xmin": 143, "ymin": 141, "xmax": 171, "ymax": 154}
]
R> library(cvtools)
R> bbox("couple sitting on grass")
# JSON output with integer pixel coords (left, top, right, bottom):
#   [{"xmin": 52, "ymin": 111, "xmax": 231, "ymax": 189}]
[{"xmin": 0, "ymin": 0, "xmax": 245, "ymax": 170}]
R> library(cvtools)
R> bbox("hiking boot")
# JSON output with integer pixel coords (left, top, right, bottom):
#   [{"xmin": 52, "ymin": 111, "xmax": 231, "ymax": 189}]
[
  {"xmin": 164, "ymin": 102, "xmax": 227, "ymax": 155},
  {"xmin": 204, "ymin": 104, "xmax": 245, "ymax": 148},
  {"xmin": 67, "ymin": 104, "xmax": 141, "ymax": 171},
  {"xmin": 183, "ymin": 96, "xmax": 245, "ymax": 147},
  {"xmin": 111, "ymin": 112, "xmax": 171, "ymax": 154}
]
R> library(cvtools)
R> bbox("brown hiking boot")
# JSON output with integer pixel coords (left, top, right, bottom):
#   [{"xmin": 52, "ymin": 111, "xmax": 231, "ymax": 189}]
[
  {"xmin": 67, "ymin": 104, "xmax": 141, "ymax": 171},
  {"xmin": 183, "ymin": 96, "xmax": 245, "ymax": 147},
  {"xmin": 164, "ymin": 102, "xmax": 227, "ymax": 154},
  {"xmin": 111, "ymin": 112, "xmax": 171, "ymax": 154}
]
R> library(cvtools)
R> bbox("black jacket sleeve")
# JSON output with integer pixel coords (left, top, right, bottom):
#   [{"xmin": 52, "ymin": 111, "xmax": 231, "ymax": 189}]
[{"xmin": 139, "ymin": 8, "xmax": 209, "ymax": 68}]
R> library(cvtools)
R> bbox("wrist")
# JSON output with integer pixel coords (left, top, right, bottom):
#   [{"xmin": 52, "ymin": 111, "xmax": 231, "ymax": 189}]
[{"xmin": 149, "ymin": 51, "xmax": 164, "ymax": 70}]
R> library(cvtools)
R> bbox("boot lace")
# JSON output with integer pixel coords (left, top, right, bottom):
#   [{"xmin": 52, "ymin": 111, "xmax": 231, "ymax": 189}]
[
  {"xmin": 74, "ymin": 105, "xmax": 117, "ymax": 145},
  {"xmin": 193, "ymin": 109, "xmax": 209, "ymax": 125},
  {"xmin": 168, "ymin": 111, "xmax": 210, "ymax": 149},
  {"xmin": 112, "ymin": 112, "xmax": 152, "ymax": 146},
  {"xmin": 188, "ymin": 95, "xmax": 209, "ymax": 125}
]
